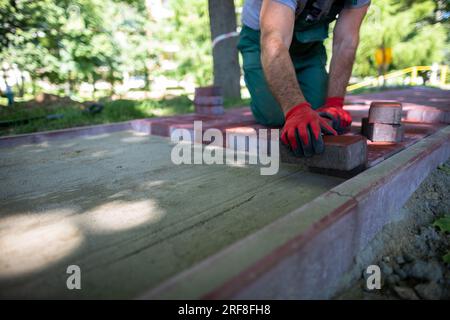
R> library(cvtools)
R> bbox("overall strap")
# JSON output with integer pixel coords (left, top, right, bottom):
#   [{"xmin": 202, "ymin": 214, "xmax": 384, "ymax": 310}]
[{"xmin": 295, "ymin": 0, "xmax": 339, "ymax": 21}]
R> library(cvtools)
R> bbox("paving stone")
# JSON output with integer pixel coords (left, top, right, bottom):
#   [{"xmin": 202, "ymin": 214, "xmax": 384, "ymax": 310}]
[
  {"xmin": 308, "ymin": 163, "xmax": 366, "ymax": 178},
  {"xmin": 91, "ymin": 105, "xmax": 443, "ymax": 174},
  {"xmin": 362, "ymin": 117, "xmax": 404, "ymax": 142},
  {"xmin": 349, "ymin": 87, "xmax": 449, "ymax": 123},
  {"xmin": 194, "ymin": 85, "xmax": 222, "ymax": 96},
  {"xmin": 405, "ymin": 106, "xmax": 450, "ymax": 124},
  {"xmin": 194, "ymin": 105, "xmax": 225, "ymax": 115},
  {"xmin": 368, "ymin": 101, "xmax": 403, "ymax": 124},
  {"xmin": 136, "ymin": 113, "xmax": 255, "ymax": 138},
  {"xmin": 222, "ymin": 128, "xmax": 368, "ymax": 175},
  {"xmin": 280, "ymin": 135, "xmax": 368, "ymax": 172},
  {"xmin": 194, "ymin": 96, "xmax": 223, "ymax": 106},
  {"xmin": 224, "ymin": 125, "xmax": 272, "ymax": 155}
]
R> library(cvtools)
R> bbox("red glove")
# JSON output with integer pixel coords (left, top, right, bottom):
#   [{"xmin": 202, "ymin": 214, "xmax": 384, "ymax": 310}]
[
  {"xmin": 281, "ymin": 102, "xmax": 337, "ymax": 157},
  {"xmin": 317, "ymin": 97, "xmax": 352, "ymax": 134}
]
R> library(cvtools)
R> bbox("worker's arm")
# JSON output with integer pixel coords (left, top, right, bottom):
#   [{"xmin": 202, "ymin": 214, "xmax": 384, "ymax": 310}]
[
  {"xmin": 327, "ymin": 5, "xmax": 369, "ymax": 97},
  {"xmin": 260, "ymin": 0, "xmax": 336, "ymax": 157},
  {"xmin": 318, "ymin": 4, "xmax": 369, "ymax": 133},
  {"xmin": 260, "ymin": 0, "xmax": 304, "ymax": 113}
]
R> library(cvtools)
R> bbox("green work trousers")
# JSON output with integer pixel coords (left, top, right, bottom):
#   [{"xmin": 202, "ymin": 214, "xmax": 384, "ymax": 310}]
[{"xmin": 237, "ymin": 25, "xmax": 329, "ymax": 127}]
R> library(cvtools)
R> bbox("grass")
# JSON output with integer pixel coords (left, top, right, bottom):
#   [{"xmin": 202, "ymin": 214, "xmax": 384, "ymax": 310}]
[
  {"xmin": 0, "ymin": 95, "xmax": 250, "ymax": 136},
  {"xmin": 433, "ymin": 214, "xmax": 450, "ymax": 264}
]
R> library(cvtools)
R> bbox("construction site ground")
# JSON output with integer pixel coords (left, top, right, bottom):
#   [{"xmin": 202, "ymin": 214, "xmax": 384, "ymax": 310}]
[{"xmin": 0, "ymin": 87, "xmax": 448, "ymax": 299}]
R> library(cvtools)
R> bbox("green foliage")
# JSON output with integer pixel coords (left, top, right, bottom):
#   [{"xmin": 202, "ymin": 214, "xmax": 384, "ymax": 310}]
[
  {"xmin": 1, "ymin": 0, "xmax": 448, "ymax": 99},
  {"xmin": 443, "ymin": 251, "xmax": 450, "ymax": 264},
  {"xmin": 437, "ymin": 163, "xmax": 450, "ymax": 175},
  {"xmin": 433, "ymin": 215, "xmax": 450, "ymax": 233},
  {"xmin": 1, "ymin": 0, "xmax": 148, "ymax": 92},
  {"xmin": 352, "ymin": 0, "xmax": 448, "ymax": 76},
  {"xmin": 152, "ymin": 0, "xmax": 213, "ymax": 86},
  {"xmin": 433, "ymin": 215, "xmax": 450, "ymax": 264}
]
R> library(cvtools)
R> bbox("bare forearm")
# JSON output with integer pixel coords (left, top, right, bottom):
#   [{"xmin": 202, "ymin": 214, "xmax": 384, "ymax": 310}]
[
  {"xmin": 261, "ymin": 37, "xmax": 306, "ymax": 113},
  {"xmin": 327, "ymin": 39, "xmax": 358, "ymax": 97}
]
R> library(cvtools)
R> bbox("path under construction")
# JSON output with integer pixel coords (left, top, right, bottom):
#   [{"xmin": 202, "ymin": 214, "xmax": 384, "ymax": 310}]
[{"xmin": 0, "ymin": 87, "xmax": 448, "ymax": 299}]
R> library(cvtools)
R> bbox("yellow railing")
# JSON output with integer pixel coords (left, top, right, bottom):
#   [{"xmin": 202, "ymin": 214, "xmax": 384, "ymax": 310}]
[{"xmin": 347, "ymin": 65, "xmax": 449, "ymax": 92}]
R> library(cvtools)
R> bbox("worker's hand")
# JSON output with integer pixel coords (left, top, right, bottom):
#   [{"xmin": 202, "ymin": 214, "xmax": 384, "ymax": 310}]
[
  {"xmin": 317, "ymin": 97, "xmax": 352, "ymax": 134},
  {"xmin": 281, "ymin": 102, "xmax": 337, "ymax": 157}
]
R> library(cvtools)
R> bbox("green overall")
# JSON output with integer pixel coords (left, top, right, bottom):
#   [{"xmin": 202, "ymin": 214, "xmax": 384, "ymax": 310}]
[{"xmin": 237, "ymin": 2, "xmax": 345, "ymax": 126}]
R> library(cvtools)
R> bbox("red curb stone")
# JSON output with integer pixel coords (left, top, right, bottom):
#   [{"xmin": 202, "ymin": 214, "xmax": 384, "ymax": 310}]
[{"xmin": 194, "ymin": 127, "xmax": 450, "ymax": 300}]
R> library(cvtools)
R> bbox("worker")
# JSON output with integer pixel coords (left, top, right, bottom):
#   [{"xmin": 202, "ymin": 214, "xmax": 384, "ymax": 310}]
[
  {"xmin": 5, "ymin": 84, "xmax": 14, "ymax": 107},
  {"xmin": 238, "ymin": 0, "xmax": 370, "ymax": 157}
]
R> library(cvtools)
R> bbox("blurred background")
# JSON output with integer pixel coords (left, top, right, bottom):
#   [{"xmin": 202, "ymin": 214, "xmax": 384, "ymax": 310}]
[{"xmin": 0, "ymin": 0, "xmax": 448, "ymax": 135}]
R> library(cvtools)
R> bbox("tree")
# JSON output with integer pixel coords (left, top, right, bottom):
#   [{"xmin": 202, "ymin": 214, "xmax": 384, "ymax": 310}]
[
  {"xmin": 208, "ymin": 0, "xmax": 241, "ymax": 99},
  {"xmin": 341, "ymin": 0, "xmax": 448, "ymax": 77},
  {"xmin": 153, "ymin": 0, "xmax": 213, "ymax": 87},
  {"xmin": 0, "ymin": 0, "xmax": 149, "ymax": 96}
]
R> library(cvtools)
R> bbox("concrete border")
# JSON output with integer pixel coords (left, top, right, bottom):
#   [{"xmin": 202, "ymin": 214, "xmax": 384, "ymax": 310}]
[
  {"xmin": 141, "ymin": 126, "xmax": 450, "ymax": 299},
  {"xmin": 0, "ymin": 121, "xmax": 136, "ymax": 148},
  {"xmin": 0, "ymin": 109, "xmax": 252, "ymax": 148}
]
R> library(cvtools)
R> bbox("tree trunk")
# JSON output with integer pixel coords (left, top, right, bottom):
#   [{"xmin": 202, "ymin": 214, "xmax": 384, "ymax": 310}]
[
  {"xmin": 144, "ymin": 0, "xmax": 154, "ymax": 95},
  {"xmin": 143, "ymin": 63, "xmax": 150, "ymax": 91},
  {"xmin": 19, "ymin": 72, "xmax": 25, "ymax": 97},
  {"xmin": 31, "ymin": 78, "xmax": 37, "ymax": 96},
  {"xmin": 68, "ymin": 71, "xmax": 74, "ymax": 95},
  {"xmin": 208, "ymin": 0, "xmax": 241, "ymax": 100}
]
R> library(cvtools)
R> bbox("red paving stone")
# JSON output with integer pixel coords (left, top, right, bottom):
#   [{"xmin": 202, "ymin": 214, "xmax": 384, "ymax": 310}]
[
  {"xmin": 132, "ymin": 88, "xmax": 448, "ymax": 170},
  {"xmin": 368, "ymin": 101, "xmax": 402, "ymax": 124},
  {"xmin": 362, "ymin": 118, "xmax": 404, "ymax": 142},
  {"xmin": 194, "ymin": 86, "xmax": 222, "ymax": 96},
  {"xmin": 194, "ymin": 105, "xmax": 225, "ymax": 115},
  {"xmin": 346, "ymin": 87, "xmax": 450, "ymax": 123},
  {"xmin": 347, "ymin": 87, "xmax": 450, "ymax": 109},
  {"xmin": 193, "ymin": 96, "xmax": 223, "ymax": 105},
  {"xmin": 365, "ymin": 122, "xmax": 446, "ymax": 166},
  {"xmin": 280, "ymin": 135, "xmax": 368, "ymax": 174}
]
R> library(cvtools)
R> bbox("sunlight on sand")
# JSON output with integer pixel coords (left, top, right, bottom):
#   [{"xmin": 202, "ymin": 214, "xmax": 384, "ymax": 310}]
[
  {"xmin": 0, "ymin": 214, "xmax": 83, "ymax": 278},
  {"xmin": 0, "ymin": 197, "xmax": 164, "ymax": 278},
  {"xmin": 78, "ymin": 199, "xmax": 164, "ymax": 233}
]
